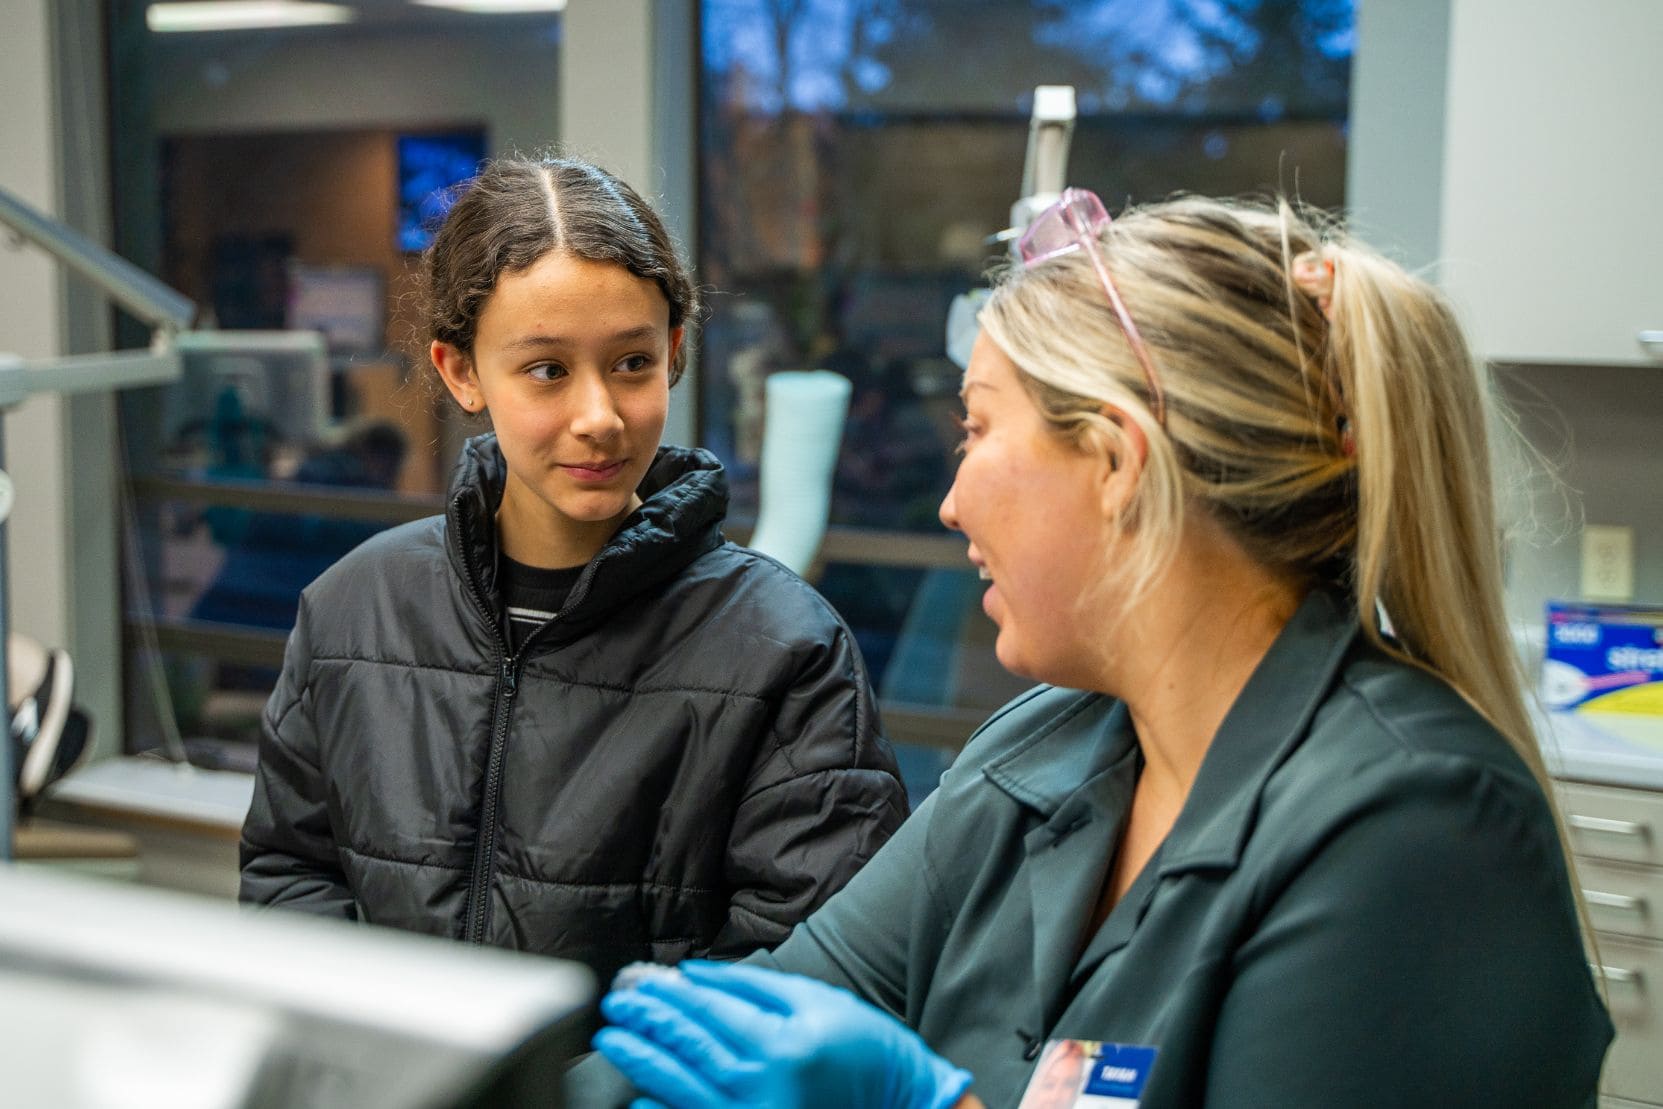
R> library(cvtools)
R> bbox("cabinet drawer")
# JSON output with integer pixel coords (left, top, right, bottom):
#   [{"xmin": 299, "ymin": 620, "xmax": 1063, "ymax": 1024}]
[
  {"xmin": 1596, "ymin": 935, "xmax": 1663, "ymax": 1104},
  {"xmin": 1560, "ymin": 783, "xmax": 1663, "ymax": 866},
  {"xmin": 1580, "ymin": 858, "xmax": 1663, "ymax": 942}
]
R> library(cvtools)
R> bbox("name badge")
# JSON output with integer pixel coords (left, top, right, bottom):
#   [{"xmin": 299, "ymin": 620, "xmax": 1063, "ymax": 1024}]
[{"xmin": 1017, "ymin": 1039, "xmax": 1158, "ymax": 1109}]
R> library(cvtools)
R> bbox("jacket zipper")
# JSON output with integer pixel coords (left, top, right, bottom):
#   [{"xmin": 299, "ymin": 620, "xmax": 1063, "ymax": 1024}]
[
  {"xmin": 465, "ymin": 651, "xmax": 520, "ymax": 944},
  {"xmin": 454, "ymin": 488, "xmax": 519, "ymax": 946},
  {"xmin": 451, "ymin": 484, "xmax": 602, "ymax": 944},
  {"xmin": 455, "ymin": 578, "xmax": 585, "ymax": 945}
]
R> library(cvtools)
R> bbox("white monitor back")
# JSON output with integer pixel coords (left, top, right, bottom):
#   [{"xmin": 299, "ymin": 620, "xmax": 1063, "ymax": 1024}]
[{"xmin": 0, "ymin": 867, "xmax": 591, "ymax": 1109}]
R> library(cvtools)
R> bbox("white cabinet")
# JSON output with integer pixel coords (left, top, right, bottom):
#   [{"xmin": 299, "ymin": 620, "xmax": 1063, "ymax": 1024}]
[
  {"xmin": 1349, "ymin": 2, "xmax": 1663, "ymax": 636},
  {"xmin": 1558, "ymin": 781, "xmax": 1663, "ymax": 1105},
  {"xmin": 1437, "ymin": 0, "xmax": 1663, "ymax": 367}
]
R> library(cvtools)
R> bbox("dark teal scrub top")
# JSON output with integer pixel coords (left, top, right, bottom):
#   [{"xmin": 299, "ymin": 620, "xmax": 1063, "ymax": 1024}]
[
  {"xmin": 574, "ymin": 588, "xmax": 1612, "ymax": 1107},
  {"xmin": 763, "ymin": 589, "xmax": 1610, "ymax": 1107}
]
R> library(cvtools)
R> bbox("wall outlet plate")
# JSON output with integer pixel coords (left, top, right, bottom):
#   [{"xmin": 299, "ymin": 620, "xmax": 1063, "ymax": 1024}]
[{"xmin": 1581, "ymin": 524, "xmax": 1635, "ymax": 602}]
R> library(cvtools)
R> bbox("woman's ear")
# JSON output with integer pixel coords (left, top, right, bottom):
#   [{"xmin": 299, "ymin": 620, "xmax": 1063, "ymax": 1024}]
[
  {"xmin": 668, "ymin": 325, "xmax": 686, "ymax": 370},
  {"xmin": 1097, "ymin": 405, "xmax": 1149, "ymax": 520},
  {"xmin": 431, "ymin": 340, "xmax": 483, "ymax": 413}
]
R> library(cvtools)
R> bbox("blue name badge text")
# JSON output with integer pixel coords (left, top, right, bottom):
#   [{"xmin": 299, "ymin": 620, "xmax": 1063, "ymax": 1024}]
[{"xmin": 1082, "ymin": 1043, "xmax": 1158, "ymax": 1101}]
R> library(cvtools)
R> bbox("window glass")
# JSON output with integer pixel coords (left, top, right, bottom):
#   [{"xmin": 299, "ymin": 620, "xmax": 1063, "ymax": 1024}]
[{"xmin": 698, "ymin": 0, "xmax": 1354, "ymax": 792}]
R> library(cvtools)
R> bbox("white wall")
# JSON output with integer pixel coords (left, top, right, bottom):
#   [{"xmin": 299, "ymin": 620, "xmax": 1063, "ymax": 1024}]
[
  {"xmin": 559, "ymin": 0, "xmax": 654, "ymax": 184},
  {"xmin": 1, "ymin": 0, "xmax": 72, "ymax": 652},
  {"xmin": 1344, "ymin": 0, "xmax": 1451, "ymax": 274}
]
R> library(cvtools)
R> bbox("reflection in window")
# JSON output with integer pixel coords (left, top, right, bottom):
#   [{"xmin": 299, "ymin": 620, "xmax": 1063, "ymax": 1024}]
[{"xmin": 699, "ymin": 0, "xmax": 1353, "ymax": 776}]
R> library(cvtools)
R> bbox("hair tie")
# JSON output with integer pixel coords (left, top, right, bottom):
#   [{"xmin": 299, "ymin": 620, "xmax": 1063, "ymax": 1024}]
[
  {"xmin": 1291, "ymin": 250, "xmax": 1353, "ymax": 456},
  {"xmin": 1291, "ymin": 251, "xmax": 1336, "ymax": 320}
]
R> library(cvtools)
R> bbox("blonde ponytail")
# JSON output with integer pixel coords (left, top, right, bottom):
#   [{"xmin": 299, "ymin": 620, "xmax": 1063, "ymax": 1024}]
[
  {"xmin": 1320, "ymin": 240, "xmax": 1542, "ymax": 777},
  {"xmin": 1318, "ymin": 228, "xmax": 1598, "ymax": 970}
]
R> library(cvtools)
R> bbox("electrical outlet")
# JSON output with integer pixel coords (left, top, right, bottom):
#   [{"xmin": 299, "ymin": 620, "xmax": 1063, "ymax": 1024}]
[{"xmin": 1581, "ymin": 525, "xmax": 1635, "ymax": 602}]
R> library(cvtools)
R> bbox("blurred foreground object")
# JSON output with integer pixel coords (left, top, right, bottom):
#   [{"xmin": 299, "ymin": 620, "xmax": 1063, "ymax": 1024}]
[{"xmin": 0, "ymin": 868, "xmax": 592, "ymax": 1108}]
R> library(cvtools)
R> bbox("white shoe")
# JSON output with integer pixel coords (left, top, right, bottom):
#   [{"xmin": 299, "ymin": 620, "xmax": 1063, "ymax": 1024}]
[{"xmin": 9, "ymin": 633, "xmax": 79, "ymax": 800}]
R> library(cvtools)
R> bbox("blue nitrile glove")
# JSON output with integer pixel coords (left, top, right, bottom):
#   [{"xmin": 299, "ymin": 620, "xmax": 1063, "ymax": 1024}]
[{"xmin": 594, "ymin": 961, "xmax": 974, "ymax": 1109}]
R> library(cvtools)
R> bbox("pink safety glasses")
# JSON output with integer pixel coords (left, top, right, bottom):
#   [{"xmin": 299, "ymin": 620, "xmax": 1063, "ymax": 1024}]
[{"xmin": 1016, "ymin": 188, "xmax": 1166, "ymax": 426}]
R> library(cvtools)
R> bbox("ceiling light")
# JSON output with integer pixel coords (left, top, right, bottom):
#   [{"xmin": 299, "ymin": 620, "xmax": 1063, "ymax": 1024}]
[
  {"xmin": 146, "ymin": 2, "xmax": 356, "ymax": 33},
  {"xmin": 412, "ymin": 0, "xmax": 567, "ymax": 13}
]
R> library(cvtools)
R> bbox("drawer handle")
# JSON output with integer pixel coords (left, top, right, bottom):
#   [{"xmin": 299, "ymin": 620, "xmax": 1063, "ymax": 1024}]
[
  {"xmin": 1567, "ymin": 814, "xmax": 1650, "ymax": 838},
  {"xmin": 1593, "ymin": 964, "xmax": 1643, "ymax": 987},
  {"xmin": 1584, "ymin": 890, "xmax": 1648, "ymax": 913},
  {"xmin": 1641, "ymin": 329, "xmax": 1663, "ymax": 358}
]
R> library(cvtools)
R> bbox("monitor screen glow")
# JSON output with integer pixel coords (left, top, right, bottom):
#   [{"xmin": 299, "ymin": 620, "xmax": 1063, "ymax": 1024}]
[{"xmin": 398, "ymin": 131, "xmax": 487, "ymax": 253}]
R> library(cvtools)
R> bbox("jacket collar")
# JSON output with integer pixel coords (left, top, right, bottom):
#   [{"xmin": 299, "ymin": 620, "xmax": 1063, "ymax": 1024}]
[
  {"xmin": 444, "ymin": 433, "xmax": 727, "ymax": 643},
  {"xmin": 982, "ymin": 587, "xmax": 1360, "ymax": 874}
]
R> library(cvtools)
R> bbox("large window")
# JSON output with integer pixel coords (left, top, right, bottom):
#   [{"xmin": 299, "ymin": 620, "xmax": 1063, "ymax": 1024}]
[
  {"xmin": 105, "ymin": 1, "xmax": 1352, "ymax": 792},
  {"xmin": 697, "ymin": 0, "xmax": 1354, "ymax": 790}
]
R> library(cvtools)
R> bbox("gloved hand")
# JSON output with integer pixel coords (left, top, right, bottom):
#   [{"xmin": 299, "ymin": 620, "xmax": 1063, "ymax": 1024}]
[{"xmin": 594, "ymin": 961, "xmax": 974, "ymax": 1109}]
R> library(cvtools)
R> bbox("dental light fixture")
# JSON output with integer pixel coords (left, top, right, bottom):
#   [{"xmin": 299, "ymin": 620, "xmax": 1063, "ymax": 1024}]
[
  {"xmin": 412, "ymin": 0, "xmax": 567, "ymax": 13},
  {"xmin": 145, "ymin": 2, "xmax": 355, "ymax": 33}
]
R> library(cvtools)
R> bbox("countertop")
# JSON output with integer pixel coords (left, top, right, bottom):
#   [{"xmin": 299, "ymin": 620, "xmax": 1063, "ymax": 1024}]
[
  {"xmin": 44, "ymin": 756, "xmax": 254, "ymax": 833},
  {"xmin": 1538, "ymin": 708, "xmax": 1663, "ymax": 792}
]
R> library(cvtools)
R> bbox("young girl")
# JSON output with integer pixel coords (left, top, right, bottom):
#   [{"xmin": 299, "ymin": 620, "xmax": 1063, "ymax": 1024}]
[{"xmin": 240, "ymin": 157, "xmax": 908, "ymax": 982}]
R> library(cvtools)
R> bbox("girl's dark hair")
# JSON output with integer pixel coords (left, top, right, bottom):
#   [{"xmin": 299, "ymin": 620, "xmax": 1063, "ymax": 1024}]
[{"xmin": 418, "ymin": 156, "xmax": 698, "ymax": 383}]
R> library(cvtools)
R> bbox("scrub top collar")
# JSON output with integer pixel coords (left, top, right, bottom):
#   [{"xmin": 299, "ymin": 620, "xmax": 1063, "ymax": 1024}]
[{"xmin": 981, "ymin": 586, "xmax": 1360, "ymax": 878}]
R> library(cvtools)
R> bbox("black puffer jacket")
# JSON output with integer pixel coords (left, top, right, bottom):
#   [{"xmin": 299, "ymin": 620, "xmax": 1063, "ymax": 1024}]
[{"xmin": 240, "ymin": 436, "xmax": 908, "ymax": 980}]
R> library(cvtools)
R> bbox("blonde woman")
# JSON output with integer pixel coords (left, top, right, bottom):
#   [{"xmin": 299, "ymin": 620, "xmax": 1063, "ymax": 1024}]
[{"xmin": 585, "ymin": 193, "xmax": 1612, "ymax": 1108}]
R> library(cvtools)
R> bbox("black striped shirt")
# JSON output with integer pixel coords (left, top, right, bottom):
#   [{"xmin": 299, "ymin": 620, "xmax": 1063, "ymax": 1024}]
[{"xmin": 500, "ymin": 555, "xmax": 584, "ymax": 652}]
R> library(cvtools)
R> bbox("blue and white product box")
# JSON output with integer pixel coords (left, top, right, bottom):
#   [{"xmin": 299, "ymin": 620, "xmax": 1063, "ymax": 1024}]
[{"xmin": 1543, "ymin": 601, "xmax": 1663, "ymax": 714}]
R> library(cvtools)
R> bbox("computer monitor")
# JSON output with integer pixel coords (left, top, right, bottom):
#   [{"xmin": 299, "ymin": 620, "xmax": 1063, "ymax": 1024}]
[
  {"xmin": 0, "ymin": 867, "xmax": 592, "ymax": 1108},
  {"xmin": 166, "ymin": 329, "xmax": 334, "ymax": 450},
  {"xmin": 397, "ymin": 130, "xmax": 487, "ymax": 253}
]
